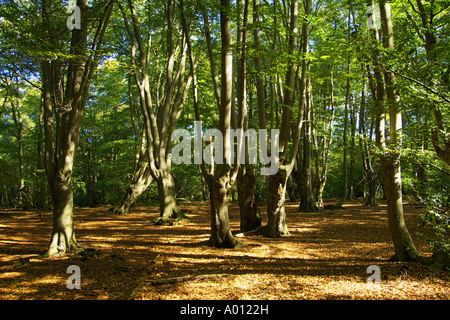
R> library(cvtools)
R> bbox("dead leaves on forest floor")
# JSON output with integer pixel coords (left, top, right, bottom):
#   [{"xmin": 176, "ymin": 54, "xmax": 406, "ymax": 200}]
[{"xmin": 0, "ymin": 199, "xmax": 449, "ymax": 300}]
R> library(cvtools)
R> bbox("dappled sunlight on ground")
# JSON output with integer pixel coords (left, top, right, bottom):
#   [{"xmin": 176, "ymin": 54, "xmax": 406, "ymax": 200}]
[{"xmin": 0, "ymin": 200, "xmax": 448, "ymax": 300}]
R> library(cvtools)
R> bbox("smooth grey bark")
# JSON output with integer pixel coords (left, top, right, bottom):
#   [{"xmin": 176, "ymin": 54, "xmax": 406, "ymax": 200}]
[
  {"xmin": 207, "ymin": 0, "xmax": 242, "ymax": 248},
  {"xmin": 263, "ymin": 0, "xmax": 300, "ymax": 238},
  {"xmin": 379, "ymin": 0, "xmax": 421, "ymax": 262},
  {"xmin": 41, "ymin": 0, "xmax": 113, "ymax": 257},
  {"xmin": 265, "ymin": 0, "xmax": 313, "ymax": 237},
  {"xmin": 120, "ymin": 0, "xmax": 194, "ymax": 223}
]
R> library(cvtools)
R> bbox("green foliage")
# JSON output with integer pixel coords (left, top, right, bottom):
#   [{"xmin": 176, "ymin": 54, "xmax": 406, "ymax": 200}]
[
  {"xmin": 416, "ymin": 180, "xmax": 450, "ymax": 256},
  {"xmin": 0, "ymin": 0, "xmax": 448, "ymax": 216}
]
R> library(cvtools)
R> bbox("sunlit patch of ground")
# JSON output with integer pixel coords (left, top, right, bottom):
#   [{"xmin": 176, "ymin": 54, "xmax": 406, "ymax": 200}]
[{"xmin": 0, "ymin": 200, "xmax": 449, "ymax": 300}]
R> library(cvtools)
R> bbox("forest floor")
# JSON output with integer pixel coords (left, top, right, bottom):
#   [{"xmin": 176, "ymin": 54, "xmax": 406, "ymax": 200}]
[{"xmin": 0, "ymin": 199, "xmax": 449, "ymax": 300}]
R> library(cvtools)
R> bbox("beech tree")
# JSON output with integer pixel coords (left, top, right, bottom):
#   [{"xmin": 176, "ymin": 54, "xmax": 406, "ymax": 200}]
[
  {"xmin": 40, "ymin": 0, "xmax": 114, "ymax": 256},
  {"xmin": 366, "ymin": 0, "xmax": 421, "ymax": 262},
  {"xmin": 262, "ymin": 0, "xmax": 313, "ymax": 237},
  {"xmin": 202, "ymin": 0, "xmax": 243, "ymax": 248},
  {"xmin": 1, "ymin": 0, "xmax": 448, "ymax": 269},
  {"xmin": 118, "ymin": 0, "xmax": 197, "ymax": 223}
]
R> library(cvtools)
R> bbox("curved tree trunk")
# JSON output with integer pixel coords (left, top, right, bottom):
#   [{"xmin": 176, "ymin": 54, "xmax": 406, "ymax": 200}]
[{"xmin": 113, "ymin": 168, "xmax": 153, "ymax": 215}]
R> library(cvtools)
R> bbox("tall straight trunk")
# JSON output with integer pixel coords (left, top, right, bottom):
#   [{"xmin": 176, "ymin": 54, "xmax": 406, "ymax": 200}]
[
  {"xmin": 335, "ymin": 57, "xmax": 351, "ymax": 208},
  {"xmin": 207, "ymin": 0, "xmax": 242, "ymax": 248},
  {"xmin": 9, "ymin": 92, "xmax": 25, "ymax": 206},
  {"xmin": 378, "ymin": 0, "xmax": 420, "ymax": 261},
  {"xmin": 317, "ymin": 70, "xmax": 335, "ymax": 207},
  {"xmin": 360, "ymin": 64, "xmax": 378, "ymax": 206},
  {"xmin": 348, "ymin": 103, "xmax": 357, "ymax": 199},
  {"xmin": 299, "ymin": 76, "xmax": 318, "ymax": 212},
  {"xmin": 369, "ymin": 0, "xmax": 420, "ymax": 261},
  {"xmin": 236, "ymin": 0, "xmax": 259, "ymax": 232}
]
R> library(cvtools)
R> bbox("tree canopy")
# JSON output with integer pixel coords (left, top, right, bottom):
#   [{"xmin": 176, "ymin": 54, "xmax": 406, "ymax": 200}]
[{"xmin": 0, "ymin": 0, "xmax": 449, "ymax": 265}]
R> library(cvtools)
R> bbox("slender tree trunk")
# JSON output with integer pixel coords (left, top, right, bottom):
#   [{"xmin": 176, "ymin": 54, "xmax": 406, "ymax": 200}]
[
  {"xmin": 9, "ymin": 94, "xmax": 25, "ymax": 207},
  {"xmin": 335, "ymin": 61, "xmax": 350, "ymax": 208},
  {"xmin": 374, "ymin": 0, "xmax": 421, "ymax": 261},
  {"xmin": 360, "ymin": 65, "xmax": 378, "ymax": 206},
  {"xmin": 299, "ymin": 77, "xmax": 318, "ymax": 212},
  {"xmin": 348, "ymin": 104, "xmax": 357, "ymax": 200},
  {"xmin": 235, "ymin": 0, "xmax": 260, "ymax": 232}
]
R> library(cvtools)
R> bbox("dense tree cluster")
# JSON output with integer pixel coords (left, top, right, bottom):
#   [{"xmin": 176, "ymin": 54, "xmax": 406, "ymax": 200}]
[{"xmin": 0, "ymin": 0, "xmax": 448, "ymax": 266}]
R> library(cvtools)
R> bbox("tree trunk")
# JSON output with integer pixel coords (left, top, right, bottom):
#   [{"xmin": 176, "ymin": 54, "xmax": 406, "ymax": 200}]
[
  {"xmin": 314, "ymin": 68, "xmax": 335, "ymax": 208},
  {"xmin": 365, "ymin": 170, "xmax": 378, "ymax": 206},
  {"xmin": 360, "ymin": 65, "xmax": 378, "ymax": 206},
  {"xmin": 155, "ymin": 170, "xmax": 187, "ymax": 223},
  {"xmin": 348, "ymin": 104, "xmax": 357, "ymax": 200},
  {"xmin": 46, "ymin": 176, "xmax": 80, "ymax": 257},
  {"xmin": 265, "ymin": 0, "xmax": 300, "ymax": 237},
  {"xmin": 40, "ymin": 0, "xmax": 113, "ymax": 256},
  {"xmin": 376, "ymin": 0, "xmax": 421, "ymax": 261},
  {"xmin": 113, "ymin": 168, "xmax": 153, "ymax": 215},
  {"xmin": 235, "ymin": 0, "xmax": 259, "ymax": 233},
  {"xmin": 209, "ymin": 165, "xmax": 242, "ymax": 248},
  {"xmin": 381, "ymin": 157, "xmax": 419, "ymax": 261},
  {"xmin": 237, "ymin": 165, "xmax": 261, "ymax": 232},
  {"xmin": 264, "ymin": 169, "xmax": 289, "ymax": 237},
  {"xmin": 299, "ymin": 79, "xmax": 318, "ymax": 212},
  {"xmin": 335, "ymin": 61, "xmax": 350, "ymax": 208},
  {"xmin": 205, "ymin": 0, "xmax": 242, "ymax": 248}
]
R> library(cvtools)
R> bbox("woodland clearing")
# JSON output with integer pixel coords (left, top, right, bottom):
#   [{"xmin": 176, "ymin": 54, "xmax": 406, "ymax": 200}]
[{"xmin": 0, "ymin": 199, "xmax": 448, "ymax": 300}]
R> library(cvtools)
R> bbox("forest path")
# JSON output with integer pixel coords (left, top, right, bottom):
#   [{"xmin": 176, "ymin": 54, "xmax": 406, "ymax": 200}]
[{"xmin": 0, "ymin": 199, "xmax": 448, "ymax": 299}]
